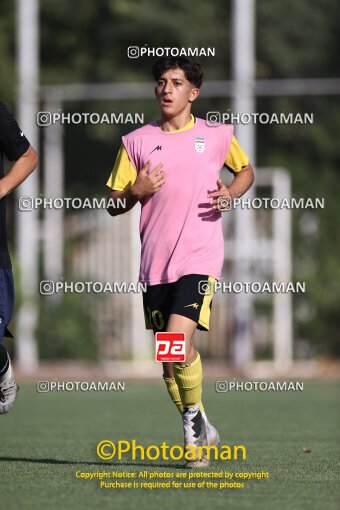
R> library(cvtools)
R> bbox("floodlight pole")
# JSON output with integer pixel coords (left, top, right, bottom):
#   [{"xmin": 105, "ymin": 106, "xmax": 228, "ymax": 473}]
[
  {"xmin": 16, "ymin": 0, "xmax": 40, "ymax": 371},
  {"xmin": 231, "ymin": 0, "xmax": 256, "ymax": 366}
]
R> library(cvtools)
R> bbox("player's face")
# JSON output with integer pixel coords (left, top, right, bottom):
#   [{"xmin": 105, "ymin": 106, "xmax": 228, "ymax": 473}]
[{"xmin": 155, "ymin": 68, "xmax": 199, "ymax": 118}]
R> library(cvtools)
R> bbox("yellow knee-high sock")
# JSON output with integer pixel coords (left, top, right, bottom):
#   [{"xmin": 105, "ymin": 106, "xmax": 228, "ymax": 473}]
[
  {"xmin": 163, "ymin": 377, "xmax": 183, "ymax": 414},
  {"xmin": 163, "ymin": 376, "xmax": 205, "ymax": 414},
  {"xmin": 173, "ymin": 352, "xmax": 205, "ymax": 410}
]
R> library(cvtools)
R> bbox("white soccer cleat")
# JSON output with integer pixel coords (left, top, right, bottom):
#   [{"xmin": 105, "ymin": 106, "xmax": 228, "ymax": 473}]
[
  {"xmin": 182, "ymin": 404, "xmax": 210, "ymax": 468},
  {"xmin": 0, "ymin": 358, "xmax": 19, "ymax": 414},
  {"xmin": 203, "ymin": 413, "xmax": 221, "ymax": 447}
]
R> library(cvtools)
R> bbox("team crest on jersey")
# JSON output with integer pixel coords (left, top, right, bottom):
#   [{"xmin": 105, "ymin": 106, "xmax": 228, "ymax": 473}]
[{"xmin": 195, "ymin": 137, "xmax": 205, "ymax": 153}]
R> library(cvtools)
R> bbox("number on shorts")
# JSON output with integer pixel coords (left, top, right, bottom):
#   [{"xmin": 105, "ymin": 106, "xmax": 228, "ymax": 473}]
[{"xmin": 146, "ymin": 307, "xmax": 164, "ymax": 330}]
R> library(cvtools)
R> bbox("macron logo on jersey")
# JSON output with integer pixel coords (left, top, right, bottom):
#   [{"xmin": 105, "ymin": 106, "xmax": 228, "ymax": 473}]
[{"xmin": 150, "ymin": 145, "xmax": 162, "ymax": 154}]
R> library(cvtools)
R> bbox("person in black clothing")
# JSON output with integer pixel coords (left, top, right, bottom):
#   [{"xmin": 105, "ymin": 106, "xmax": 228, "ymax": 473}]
[{"xmin": 0, "ymin": 101, "xmax": 38, "ymax": 414}]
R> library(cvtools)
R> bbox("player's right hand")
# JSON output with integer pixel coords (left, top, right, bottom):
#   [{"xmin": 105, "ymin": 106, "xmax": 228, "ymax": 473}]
[{"xmin": 131, "ymin": 160, "xmax": 165, "ymax": 198}]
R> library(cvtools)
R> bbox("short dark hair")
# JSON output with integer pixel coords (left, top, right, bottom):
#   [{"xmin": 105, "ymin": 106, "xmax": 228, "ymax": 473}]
[{"xmin": 152, "ymin": 56, "xmax": 204, "ymax": 88}]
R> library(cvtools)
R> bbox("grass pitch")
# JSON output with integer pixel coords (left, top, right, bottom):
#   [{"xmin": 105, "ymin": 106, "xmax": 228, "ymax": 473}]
[{"xmin": 0, "ymin": 379, "xmax": 339, "ymax": 510}]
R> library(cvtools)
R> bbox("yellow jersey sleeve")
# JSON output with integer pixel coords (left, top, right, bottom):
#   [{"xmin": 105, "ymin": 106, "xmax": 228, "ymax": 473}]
[
  {"xmin": 106, "ymin": 144, "xmax": 137, "ymax": 191},
  {"xmin": 224, "ymin": 135, "xmax": 250, "ymax": 173}
]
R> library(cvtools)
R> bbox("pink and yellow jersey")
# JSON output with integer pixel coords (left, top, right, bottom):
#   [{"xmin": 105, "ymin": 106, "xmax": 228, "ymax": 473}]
[{"xmin": 106, "ymin": 116, "xmax": 249, "ymax": 285}]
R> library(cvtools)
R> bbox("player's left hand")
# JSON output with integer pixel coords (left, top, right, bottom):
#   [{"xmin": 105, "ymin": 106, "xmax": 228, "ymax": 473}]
[{"xmin": 207, "ymin": 179, "xmax": 235, "ymax": 210}]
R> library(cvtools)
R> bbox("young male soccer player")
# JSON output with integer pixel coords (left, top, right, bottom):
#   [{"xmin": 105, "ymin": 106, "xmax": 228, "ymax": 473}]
[
  {"xmin": 0, "ymin": 101, "xmax": 38, "ymax": 414},
  {"xmin": 106, "ymin": 57, "xmax": 254, "ymax": 467}
]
